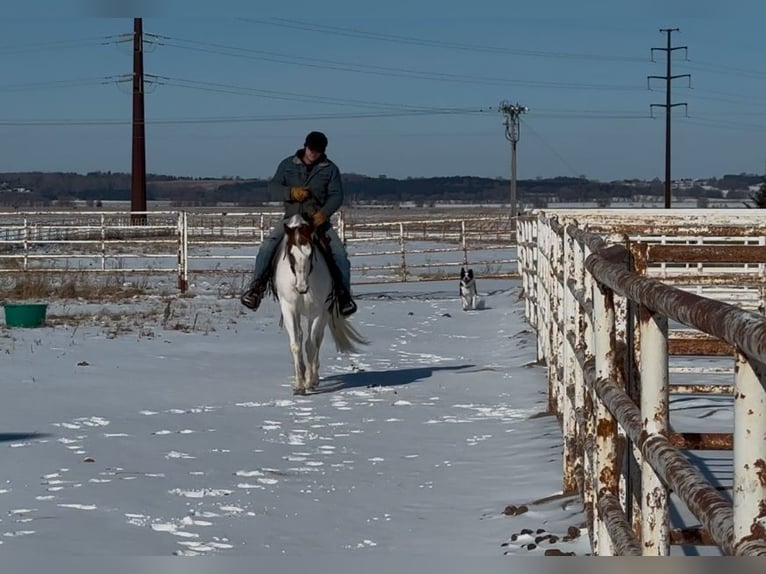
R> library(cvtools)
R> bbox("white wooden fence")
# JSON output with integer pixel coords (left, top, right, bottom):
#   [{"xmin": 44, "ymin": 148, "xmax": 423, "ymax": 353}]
[{"xmin": 518, "ymin": 209, "xmax": 766, "ymax": 556}]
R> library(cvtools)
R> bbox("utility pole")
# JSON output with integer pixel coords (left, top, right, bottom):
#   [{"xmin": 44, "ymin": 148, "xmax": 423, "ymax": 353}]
[
  {"xmin": 499, "ymin": 101, "xmax": 528, "ymax": 224},
  {"xmin": 131, "ymin": 17, "xmax": 147, "ymax": 225},
  {"xmin": 649, "ymin": 28, "xmax": 689, "ymax": 209}
]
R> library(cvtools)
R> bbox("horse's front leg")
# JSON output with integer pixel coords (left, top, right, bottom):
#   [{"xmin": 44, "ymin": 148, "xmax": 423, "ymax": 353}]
[
  {"xmin": 304, "ymin": 314, "xmax": 327, "ymax": 391},
  {"xmin": 282, "ymin": 310, "xmax": 306, "ymax": 394}
]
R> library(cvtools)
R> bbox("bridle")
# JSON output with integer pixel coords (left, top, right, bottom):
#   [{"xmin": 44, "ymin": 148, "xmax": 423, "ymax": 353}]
[{"xmin": 285, "ymin": 222, "xmax": 317, "ymax": 283}]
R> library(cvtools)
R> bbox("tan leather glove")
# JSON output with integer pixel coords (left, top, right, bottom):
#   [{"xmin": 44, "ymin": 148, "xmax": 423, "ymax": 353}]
[
  {"xmin": 312, "ymin": 210, "xmax": 328, "ymax": 227},
  {"xmin": 290, "ymin": 186, "xmax": 310, "ymax": 202}
]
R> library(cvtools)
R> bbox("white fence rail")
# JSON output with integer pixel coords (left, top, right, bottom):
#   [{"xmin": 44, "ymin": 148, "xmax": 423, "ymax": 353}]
[
  {"xmin": 518, "ymin": 209, "xmax": 766, "ymax": 556},
  {"xmin": 0, "ymin": 210, "xmax": 517, "ymax": 290}
]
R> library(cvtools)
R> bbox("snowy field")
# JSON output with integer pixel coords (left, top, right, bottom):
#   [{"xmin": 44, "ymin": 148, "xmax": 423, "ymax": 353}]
[{"xmin": 1, "ymin": 278, "xmax": 592, "ymax": 564}]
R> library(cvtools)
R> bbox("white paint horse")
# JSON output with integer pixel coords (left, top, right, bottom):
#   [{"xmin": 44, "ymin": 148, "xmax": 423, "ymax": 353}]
[{"xmin": 272, "ymin": 214, "xmax": 368, "ymax": 394}]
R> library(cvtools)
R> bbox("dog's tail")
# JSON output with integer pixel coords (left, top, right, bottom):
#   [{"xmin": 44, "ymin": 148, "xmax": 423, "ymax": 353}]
[{"xmin": 328, "ymin": 313, "xmax": 370, "ymax": 354}]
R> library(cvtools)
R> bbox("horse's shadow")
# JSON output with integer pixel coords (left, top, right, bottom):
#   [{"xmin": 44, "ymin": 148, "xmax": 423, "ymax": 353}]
[
  {"xmin": 313, "ymin": 364, "xmax": 475, "ymax": 394},
  {"xmin": 0, "ymin": 432, "xmax": 50, "ymax": 443}
]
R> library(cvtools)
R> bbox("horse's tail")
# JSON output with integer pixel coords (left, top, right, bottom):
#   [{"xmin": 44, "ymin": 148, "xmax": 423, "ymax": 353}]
[{"xmin": 328, "ymin": 313, "xmax": 370, "ymax": 354}]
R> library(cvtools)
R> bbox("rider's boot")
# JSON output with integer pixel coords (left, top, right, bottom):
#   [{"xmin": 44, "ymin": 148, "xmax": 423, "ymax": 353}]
[
  {"xmin": 240, "ymin": 278, "xmax": 267, "ymax": 311},
  {"xmin": 336, "ymin": 287, "xmax": 357, "ymax": 317}
]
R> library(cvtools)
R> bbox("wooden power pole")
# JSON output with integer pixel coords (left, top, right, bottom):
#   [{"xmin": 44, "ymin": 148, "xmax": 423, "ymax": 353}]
[{"xmin": 131, "ymin": 17, "xmax": 147, "ymax": 225}]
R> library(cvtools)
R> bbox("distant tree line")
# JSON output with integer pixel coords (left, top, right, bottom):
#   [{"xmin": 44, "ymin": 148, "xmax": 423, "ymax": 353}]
[
  {"xmin": 748, "ymin": 175, "xmax": 766, "ymax": 208},
  {"xmin": 0, "ymin": 170, "xmax": 762, "ymax": 208}
]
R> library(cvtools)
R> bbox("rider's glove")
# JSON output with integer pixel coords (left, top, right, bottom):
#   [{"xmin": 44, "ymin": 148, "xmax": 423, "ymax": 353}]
[{"xmin": 290, "ymin": 186, "xmax": 310, "ymax": 202}]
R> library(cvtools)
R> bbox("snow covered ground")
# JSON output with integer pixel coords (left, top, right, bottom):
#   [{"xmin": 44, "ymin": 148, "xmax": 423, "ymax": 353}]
[{"xmin": 1, "ymin": 278, "xmax": 591, "ymax": 562}]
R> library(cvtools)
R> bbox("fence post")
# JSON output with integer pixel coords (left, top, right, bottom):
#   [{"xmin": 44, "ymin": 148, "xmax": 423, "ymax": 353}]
[
  {"xmin": 100, "ymin": 213, "xmax": 106, "ymax": 271},
  {"xmin": 517, "ymin": 219, "xmax": 527, "ymax": 316},
  {"xmin": 551, "ymin": 220, "xmax": 565, "ymax": 417},
  {"xmin": 573, "ymin": 232, "xmax": 588, "ymax": 500},
  {"xmin": 540, "ymin": 218, "xmax": 557, "ymax": 410},
  {"xmin": 177, "ymin": 211, "xmax": 188, "ymax": 292},
  {"xmin": 22, "ymin": 217, "xmax": 29, "ymax": 271},
  {"xmin": 527, "ymin": 216, "xmax": 540, "ymax": 360},
  {"xmin": 638, "ymin": 305, "xmax": 670, "ymax": 555},
  {"xmin": 625, "ymin": 242, "xmax": 646, "ymax": 536},
  {"xmin": 581, "ymin": 268, "xmax": 598, "ymax": 551},
  {"xmin": 562, "ymin": 226, "xmax": 579, "ymax": 493},
  {"xmin": 520, "ymin": 218, "xmax": 534, "ymax": 321},
  {"xmin": 593, "ymin": 282, "xmax": 619, "ymax": 555},
  {"xmin": 399, "ymin": 222, "xmax": 407, "ymax": 282},
  {"xmin": 733, "ymin": 351, "xmax": 766, "ymax": 552},
  {"xmin": 461, "ymin": 220, "xmax": 468, "ymax": 266},
  {"xmin": 536, "ymin": 217, "xmax": 548, "ymax": 365},
  {"xmin": 338, "ymin": 210, "xmax": 347, "ymax": 245}
]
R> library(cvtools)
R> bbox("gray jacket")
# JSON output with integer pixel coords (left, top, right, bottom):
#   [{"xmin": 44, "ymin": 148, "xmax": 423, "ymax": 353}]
[{"xmin": 267, "ymin": 149, "xmax": 344, "ymax": 225}]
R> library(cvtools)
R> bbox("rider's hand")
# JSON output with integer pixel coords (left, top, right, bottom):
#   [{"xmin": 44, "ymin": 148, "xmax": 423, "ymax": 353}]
[
  {"xmin": 290, "ymin": 186, "xmax": 311, "ymax": 202},
  {"xmin": 312, "ymin": 210, "xmax": 328, "ymax": 227}
]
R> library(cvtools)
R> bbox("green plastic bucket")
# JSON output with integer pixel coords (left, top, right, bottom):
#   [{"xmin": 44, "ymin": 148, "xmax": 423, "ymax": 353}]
[{"xmin": 3, "ymin": 303, "xmax": 48, "ymax": 328}]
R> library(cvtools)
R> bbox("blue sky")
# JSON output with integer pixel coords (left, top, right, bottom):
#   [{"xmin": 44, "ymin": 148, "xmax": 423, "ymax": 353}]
[{"xmin": 2, "ymin": 1, "xmax": 765, "ymax": 181}]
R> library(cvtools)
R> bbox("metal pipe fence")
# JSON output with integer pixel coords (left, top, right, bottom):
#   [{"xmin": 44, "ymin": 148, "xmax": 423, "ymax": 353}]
[
  {"xmin": 0, "ymin": 210, "xmax": 518, "ymax": 290},
  {"xmin": 518, "ymin": 209, "xmax": 766, "ymax": 556}
]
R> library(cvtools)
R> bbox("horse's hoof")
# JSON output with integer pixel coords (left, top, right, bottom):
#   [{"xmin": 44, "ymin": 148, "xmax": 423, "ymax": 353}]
[{"xmin": 293, "ymin": 387, "xmax": 307, "ymax": 396}]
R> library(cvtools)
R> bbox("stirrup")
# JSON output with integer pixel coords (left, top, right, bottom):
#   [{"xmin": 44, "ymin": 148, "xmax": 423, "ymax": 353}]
[{"xmin": 338, "ymin": 294, "xmax": 357, "ymax": 317}]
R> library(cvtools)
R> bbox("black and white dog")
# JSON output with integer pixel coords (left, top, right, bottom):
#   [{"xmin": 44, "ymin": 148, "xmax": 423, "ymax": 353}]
[{"xmin": 459, "ymin": 267, "xmax": 481, "ymax": 311}]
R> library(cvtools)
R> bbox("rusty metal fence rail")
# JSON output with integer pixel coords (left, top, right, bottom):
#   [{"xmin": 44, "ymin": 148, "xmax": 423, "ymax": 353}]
[{"xmin": 518, "ymin": 209, "xmax": 766, "ymax": 556}]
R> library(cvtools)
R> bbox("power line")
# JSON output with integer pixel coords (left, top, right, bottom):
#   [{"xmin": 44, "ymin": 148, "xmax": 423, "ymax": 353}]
[
  {"xmin": 677, "ymin": 59, "xmax": 766, "ymax": 81},
  {"xmin": 684, "ymin": 89, "xmax": 766, "ymax": 108},
  {"xmin": 0, "ymin": 77, "xmax": 125, "ymax": 92},
  {"xmin": 147, "ymin": 74, "xmax": 486, "ymax": 113},
  {"xmin": 680, "ymin": 116, "xmax": 766, "ymax": 132},
  {"xmin": 243, "ymin": 18, "xmax": 646, "ymax": 63},
  {"xmin": 0, "ymin": 109, "xmax": 491, "ymax": 127},
  {"xmin": 0, "ymin": 35, "xmax": 125, "ymax": 55},
  {"xmin": 530, "ymin": 109, "xmax": 649, "ymax": 119},
  {"xmin": 149, "ymin": 34, "xmax": 644, "ymax": 93},
  {"xmin": 520, "ymin": 119, "xmax": 582, "ymax": 177},
  {"xmin": 0, "ymin": 106, "xmax": 663, "ymax": 127}
]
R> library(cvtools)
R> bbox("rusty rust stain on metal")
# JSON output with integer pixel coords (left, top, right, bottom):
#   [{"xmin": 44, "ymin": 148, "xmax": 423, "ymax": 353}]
[
  {"xmin": 584, "ymin": 223, "xmax": 766, "ymax": 237},
  {"xmin": 670, "ymin": 527, "xmax": 717, "ymax": 546},
  {"xmin": 737, "ymin": 500, "xmax": 766, "ymax": 553},
  {"xmin": 647, "ymin": 244, "xmax": 766, "ymax": 264},
  {"xmin": 599, "ymin": 466, "xmax": 618, "ymax": 490},
  {"xmin": 670, "ymin": 384, "xmax": 733, "ymax": 395},
  {"xmin": 596, "ymin": 493, "xmax": 642, "ymax": 556},
  {"xmin": 596, "ymin": 417, "xmax": 616, "ymax": 438},
  {"xmin": 668, "ymin": 337, "xmax": 733, "ymax": 356},
  {"xmin": 668, "ymin": 432, "xmax": 733, "ymax": 450},
  {"xmin": 756, "ymin": 459, "xmax": 766, "ymax": 488}
]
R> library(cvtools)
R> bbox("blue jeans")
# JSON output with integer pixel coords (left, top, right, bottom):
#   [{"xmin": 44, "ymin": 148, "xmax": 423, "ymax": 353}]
[{"xmin": 252, "ymin": 226, "xmax": 352, "ymax": 294}]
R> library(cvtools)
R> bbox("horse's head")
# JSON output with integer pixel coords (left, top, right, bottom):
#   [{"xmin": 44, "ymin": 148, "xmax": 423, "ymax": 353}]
[{"xmin": 284, "ymin": 214, "xmax": 317, "ymax": 294}]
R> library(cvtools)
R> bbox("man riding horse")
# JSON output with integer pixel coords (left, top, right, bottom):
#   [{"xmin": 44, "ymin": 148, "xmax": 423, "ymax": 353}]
[{"xmin": 240, "ymin": 131, "xmax": 357, "ymax": 317}]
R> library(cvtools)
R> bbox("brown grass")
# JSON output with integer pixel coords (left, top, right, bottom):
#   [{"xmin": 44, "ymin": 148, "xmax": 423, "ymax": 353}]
[{"xmin": 0, "ymin": 271, "xmax": 148, "ymax": 303}]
